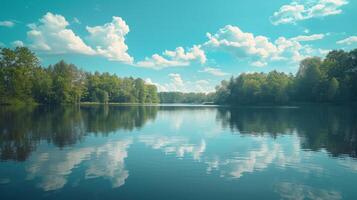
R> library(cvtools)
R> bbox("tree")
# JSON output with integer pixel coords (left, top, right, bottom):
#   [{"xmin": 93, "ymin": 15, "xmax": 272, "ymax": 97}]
[
  {"xmin": 134, "ymin": 78, "xmax": 146, "ymax": 103},
  {"xmin": 296, "ymin": 57, "xmax": 322, "ymax": 101},
  {"xmin": 96, "ymin": 89, "xmax": 109, "ymax": 104},
  {"xmin": 32, "ymin": 67, "xmax": 53, "ymax": 103},
  {"xmin": 146, "ymin": 85, "xmax": 159, "ymax": 103},
  {"xmin": 50, "ymin": 60, "xmax": 86, "ymax": 104},
  {"xmin": 0, "ymin": 47, "xmax": 39, "ymax": 104},
  {"xmin": 327, "ymin": 78, "xmax": 339, "ymax": 101}
]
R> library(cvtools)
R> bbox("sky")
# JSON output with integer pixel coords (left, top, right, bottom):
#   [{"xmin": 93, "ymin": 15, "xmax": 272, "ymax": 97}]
[{"xmin": 0, "ymin": 0, "xmax": 357, "ymax": 93}]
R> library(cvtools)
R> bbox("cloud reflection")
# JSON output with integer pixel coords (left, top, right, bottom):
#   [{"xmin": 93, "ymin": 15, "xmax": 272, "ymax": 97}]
[
  {"xmin": 139, "ymin": 135, "xmax": 206, "ymax": 161},
  {"xmin": 25, "ymin": 138, "xmax": 132, "ymax": 191},
  {"xmin": 275, "ymin": 182, "xmax": 342, "ymax": 200}
]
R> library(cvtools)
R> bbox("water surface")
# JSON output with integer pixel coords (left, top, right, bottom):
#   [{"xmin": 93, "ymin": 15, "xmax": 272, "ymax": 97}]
[{"xmin": 0, "ymin": 105, "xmax": 357, "ymax": 200}]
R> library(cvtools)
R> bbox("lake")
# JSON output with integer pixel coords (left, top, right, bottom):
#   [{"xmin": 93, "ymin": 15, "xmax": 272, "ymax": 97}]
[{"xmin": 0, "ymin": 105, "xmax": 357, "ymax": 200}]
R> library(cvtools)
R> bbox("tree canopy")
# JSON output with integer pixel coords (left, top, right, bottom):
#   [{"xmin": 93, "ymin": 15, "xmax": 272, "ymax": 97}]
[
  {"xmin": 214, "ymin": 49, "xmax": 357, "ymax": 105},
  {"xmin": 2, "ymin": 46, "xmax": 357, "ymax": 105},
  {"xmin": 0, "ymin": 47, "xmax": 159, "ymax": 105}
]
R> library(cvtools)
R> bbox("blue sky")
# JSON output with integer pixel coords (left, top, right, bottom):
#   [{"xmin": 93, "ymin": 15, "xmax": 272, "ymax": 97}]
[{"xmin": 1, "ymin": 0, "xmax": 357, "ymax": 92}]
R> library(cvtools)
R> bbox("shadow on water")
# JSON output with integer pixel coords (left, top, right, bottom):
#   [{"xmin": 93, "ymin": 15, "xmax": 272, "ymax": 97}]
[{"xmin": 216, "ymin": 105, "xmax": 357, "ymax": 158}]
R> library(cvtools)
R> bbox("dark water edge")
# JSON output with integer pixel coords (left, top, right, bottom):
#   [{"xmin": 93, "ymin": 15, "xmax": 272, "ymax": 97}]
[{"xmin": 0, "ymin": 104, "xmax": 357, "ymax": 199}]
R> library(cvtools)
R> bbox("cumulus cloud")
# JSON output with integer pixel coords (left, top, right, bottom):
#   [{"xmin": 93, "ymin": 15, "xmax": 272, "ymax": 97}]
[
  {"xmin": 21, "ymin": 12, "xmax": 328, "ymax": 70},
  {"xmin": 145, "ymin": 78, "xmax": 168, "ymax": 92},
  {"xmin": 26, "ymin": 13, "xmax": 133, "ymax": 63},
  {"xmin": 145, "ymin": 74, "xmax": 214, "ymax": 93},
  {"xmin": 86, "ymin": 16, "xmax": 133, "ymax": 63},
  {"xmin": 271, "ymin": 0, "xmax": 349, "ymax": 25},
  {"xmin": 0, "ymin": 20, "xmax": 15, "ymax": 27},
  {"xmin": 205, "ymin": 25, "xmax": 277, "ymax": 60},
  {"xmin": 200, "ymin": 67, "xmax": 229, "ymax": 76},
  {"xmin": 337, "ymin": 36, "xmax": 357, "ymax": 45},
  {"xmin": 205, "ymin": 25, "xmax": 325, "ymax": 66},
  {"xmin": 136, "ymin": 45, "xmax": 206, "ymax": 69},
  {"xmin": 27, "ymin": 12, "xmax": 95, "ymax": 55},
  {"xmin": 274, "ymin": 36, "xmax": 305, "ymax": 62},
  {"xmin": 169, "ymin": 73, "xmax": 185, "ymax": 90},
  {"xmin": 11, "ymin": 40, "xmax": 24, "ymax": 47}
]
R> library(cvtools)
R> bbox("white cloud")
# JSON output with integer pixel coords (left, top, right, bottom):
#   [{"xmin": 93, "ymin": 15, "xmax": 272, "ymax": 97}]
[
  {"xmin": 308, "ymin": 0, "xmax": 348, "ymax": 17},
  {"xmin": 21, "ymin": 12, "xmax": 329, "ymax": 71},
  {"xmin": 205, "ymin": 25, "xmax": 277, "ymax": 60},
  {"xmin": 271, "ymin": 0, "xmax": 349, "ymax": 25},
  {"xmin": 145, "ymin": 78, "xmax": 168, "ymax": 92},
  {"xmin": 164, "ymin": 45, "xmax": 206, "ymax": 64},
  {"xmin": 271, "ymin": 3, "xmax": 306, "ymax": 25},
  {"xmin": 317, "ymin": 48, "xmax": 331, "ymax": 55},
  {"xmin": 86, "ymin": 16, "xmax": 133, "ymax": 63},
  {"xmin": 169, "ymin": 73, "xmax": 185, "ymax": 89},
  {"xmin": 137, "ymin": 54, "xmax": 187, "ymax": 69},
  {"xmin": 136, "ymin": 45, "xmax": 206, "ymax": 69},
  {"xmin": 0, "ymin": 20, "xmax": 15, "ymax": 27},
  {"xmin": 291, "ymin": 34, "xmax": 325, "ymax": 42},
  {"xmin": 146, "ymin": 74, "xmax": 214, "ymax": 93},
  {"xmin": 200, "ymin": 67, "xmax": 229, "ymax": 77},
  {"xmin": 337, "ymin": 36, "xmax": 357, "ymax": 45},
  {"xmin": 274, "ymin": 36, "xmax": 304, "ymax": 62},
  {"xmin": 251, "ymin": 61, "xmax": 268, "ymax": 67},
  {"xmin": 194, "ymin": 80, "xmax": 213, "ymax": 93},
  {"xmin": 205, "ymin": 25, "xmax": 324, "ymax": 66},
  {"xmin": 27, "ymin": 12, "xmax": 95, "ymax": 55},
  {"xmin": 11, "ymin": 40, "xmax": 24, "ymax": 47},
  {"xmin": 26, "ymin": 13, "xmax": 134, "ymax": 63}
]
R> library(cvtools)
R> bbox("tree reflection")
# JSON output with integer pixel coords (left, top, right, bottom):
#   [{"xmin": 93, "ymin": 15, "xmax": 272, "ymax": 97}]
[
  {"xmin": 216, "ymin": 106, "xmax": 357, "ymax": 158},
  {"xmin": 0, "ymin": 105, "xmax": 158, "ymax": 161}
]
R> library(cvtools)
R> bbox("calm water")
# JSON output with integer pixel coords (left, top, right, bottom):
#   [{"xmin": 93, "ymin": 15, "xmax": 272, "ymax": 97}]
[{"xmin": 0, "ymin": 105, "xmax": 357, "ymax": 200}]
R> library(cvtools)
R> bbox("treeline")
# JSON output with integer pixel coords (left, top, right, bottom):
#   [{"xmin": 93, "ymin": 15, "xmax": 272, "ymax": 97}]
[
  {"xmin": 0, "ymin": 47, "xmax": 159, "ymax": 105},
  {"xmin": 215, "ymin": 49, "xmax": 357, "ymax": 105},
  {"xmin": 159, "ymin": 92, "xmax": 214, "ymax": 104}
]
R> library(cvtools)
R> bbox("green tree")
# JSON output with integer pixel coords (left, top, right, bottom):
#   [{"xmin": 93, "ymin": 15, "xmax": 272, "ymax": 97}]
[
  {"xmin": 0, "ymin": 47, "xmax": 39, "ymax": 104},
  {"xmin": 327, "ymin": 78, "xmax": 339, "ymax": 101},
  {"xmin": 296, "ymin": 57, "xmax": 322, "ymax": 101},
  {"xmin": 50, "ymin": 60, "xmax": 85, "ymax": 104}
]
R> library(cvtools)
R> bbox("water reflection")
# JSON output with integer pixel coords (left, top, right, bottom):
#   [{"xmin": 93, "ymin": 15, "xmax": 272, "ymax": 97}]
[
  {"xmin": 275, "ymin": 182, "xmax": 342, "ymax": 200},
  {"xmin": 0, "ymin": 105, "xmax": 157, "ymax": 161},
  {"xmin": 25, "ymin": 138, "xmax": 132, "ymax": 191},
  {"xmin": 0, "ymin": 105, "xmax": 356, "ymax": 199},
  {"xmin": 216, "ymin": 106, "xmax": 357, "ymax": 158},
  {"xmin": 139, "ymin": 135, "xmax": 206, "ymax": 161}
]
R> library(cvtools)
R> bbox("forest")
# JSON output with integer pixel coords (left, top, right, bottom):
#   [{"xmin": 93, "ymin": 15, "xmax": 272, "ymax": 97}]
[
  {"xmin": 159, "ymin": 92, "xmax": 214, "ymax": 104},
  {"xmin": 0, "ymin": 47, "xmax": 160, "ymax": 105},
  {"xmin": 214, "ymin": 49, "xmax": 357, "ymax": 105},
  {"xmin": 1, "ymin": 47, "xmax": 357, "ymax": 105}
]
